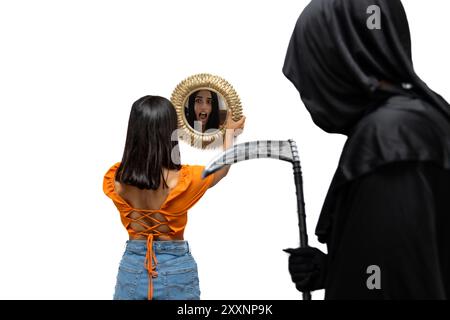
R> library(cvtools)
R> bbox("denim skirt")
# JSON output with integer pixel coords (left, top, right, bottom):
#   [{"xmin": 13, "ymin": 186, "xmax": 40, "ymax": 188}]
[{"xmin": 113, "ymin": 240, "xmax": 200, "ymax": 300}]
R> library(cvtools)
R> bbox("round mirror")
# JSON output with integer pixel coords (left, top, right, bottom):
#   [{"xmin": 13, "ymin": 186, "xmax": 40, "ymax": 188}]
[{"xmin": 171, "ymin": 74, "xmax": 243, "ymax": 149}]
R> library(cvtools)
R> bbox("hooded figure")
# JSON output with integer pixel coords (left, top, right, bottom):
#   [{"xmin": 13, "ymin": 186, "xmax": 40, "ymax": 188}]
[{"xmin": 283, "ymin": 0, "xmax": 450, "ymax": 299}]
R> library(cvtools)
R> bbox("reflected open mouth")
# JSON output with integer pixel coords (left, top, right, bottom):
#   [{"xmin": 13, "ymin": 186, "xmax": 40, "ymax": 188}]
[{"xmin": 198, "ymin": 112, "xmax": 208, "ymax": 120}]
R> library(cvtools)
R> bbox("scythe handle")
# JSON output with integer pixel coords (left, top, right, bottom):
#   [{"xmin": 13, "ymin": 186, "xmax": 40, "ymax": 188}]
[{"xmin": 292, "ymin": 159, "xmax": 311, "ymax": 301}]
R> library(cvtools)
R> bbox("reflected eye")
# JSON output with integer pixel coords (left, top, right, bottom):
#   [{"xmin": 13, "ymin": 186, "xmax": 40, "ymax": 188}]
[
  {"xmin": 195, "ymin": 98, "xmax": 203, "ymax": 104},
  {"xmin": 206, "ymin": 99, "xmax": 212, "ymax": 105}
]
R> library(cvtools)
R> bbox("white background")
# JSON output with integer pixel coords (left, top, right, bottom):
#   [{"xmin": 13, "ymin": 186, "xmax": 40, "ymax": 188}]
[{"xmin": 0, "ymin": 0, "xmax": 449, "ymax": 300}]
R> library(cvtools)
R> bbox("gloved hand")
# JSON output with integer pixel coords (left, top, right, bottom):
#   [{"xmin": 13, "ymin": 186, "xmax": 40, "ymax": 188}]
[{"xmin": 283, "ymin": 246, "xmax": 328, "ymax": 292}]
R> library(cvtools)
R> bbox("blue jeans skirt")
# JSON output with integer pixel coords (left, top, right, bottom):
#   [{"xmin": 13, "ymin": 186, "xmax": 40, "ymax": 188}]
[{"xmin": 113, "ymin": 240, "xmax": 200, "ymax": 300}]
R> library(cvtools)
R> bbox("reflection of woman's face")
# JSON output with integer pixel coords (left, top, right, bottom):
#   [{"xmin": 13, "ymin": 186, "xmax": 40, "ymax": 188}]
[{"xmin": 194, "ymin": 90, "xmax": 212, "ymax": 129}]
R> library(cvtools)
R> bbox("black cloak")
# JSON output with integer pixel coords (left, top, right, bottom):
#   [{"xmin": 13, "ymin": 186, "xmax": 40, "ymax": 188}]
[{"xmin": 283, "ymin": 0, "xmax": 450, "ymax": 299}]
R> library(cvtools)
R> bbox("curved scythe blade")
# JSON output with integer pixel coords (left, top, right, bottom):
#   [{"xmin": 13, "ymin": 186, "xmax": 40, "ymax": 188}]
[{"xmin": 202, "ymin": 140, "xmax": 294, "ymax": 179}]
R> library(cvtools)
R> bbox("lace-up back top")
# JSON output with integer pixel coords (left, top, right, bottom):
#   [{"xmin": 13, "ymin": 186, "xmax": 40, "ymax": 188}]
[{"xmin": 103, "ymin": 162, "xmax": 214, "ymax": 300}]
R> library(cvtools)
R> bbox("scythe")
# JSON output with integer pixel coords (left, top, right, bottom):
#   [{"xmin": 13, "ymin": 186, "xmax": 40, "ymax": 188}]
[{"xmin": 202, "ymin": 140, "xmax": 312, "ymax": 300}]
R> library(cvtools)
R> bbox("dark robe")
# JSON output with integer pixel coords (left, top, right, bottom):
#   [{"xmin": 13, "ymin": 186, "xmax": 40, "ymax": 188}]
[
  {"xmin": 323, "ymin": 161, "xmax": 450, "ymax": 299},
  {"xmin": 283, "ymin": 0, "xmax": 450, "ymax": 299},
  {"xmin": 318, "ymin": 96, "xmax": 450, "ymax": 299}
]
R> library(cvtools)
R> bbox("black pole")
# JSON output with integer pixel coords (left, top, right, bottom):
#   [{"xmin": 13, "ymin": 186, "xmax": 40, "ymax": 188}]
[{"xmin": 289, "ymin": 140, "xmax": 311, "ymax": 301}]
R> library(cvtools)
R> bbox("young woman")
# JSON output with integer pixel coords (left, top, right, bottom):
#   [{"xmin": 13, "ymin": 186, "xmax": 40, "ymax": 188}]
[
  {"xmin": 187, "ymin": 90, "xmax": 220, "ymax": 133},
  {"xmin": 103, "ymin": 95, "xmax": 245, "ymax": 300}
]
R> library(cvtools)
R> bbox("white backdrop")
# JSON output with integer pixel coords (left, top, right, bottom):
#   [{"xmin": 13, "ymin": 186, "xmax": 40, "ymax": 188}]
[{"xmin": 0, "ymin": 0, "xmax": 449, "ymax": 300}]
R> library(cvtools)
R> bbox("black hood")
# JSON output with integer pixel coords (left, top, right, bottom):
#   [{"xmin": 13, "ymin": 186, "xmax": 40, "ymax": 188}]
[{"xmin": 283, "ymin": 0, "xmax": 450, "ymax": 134}]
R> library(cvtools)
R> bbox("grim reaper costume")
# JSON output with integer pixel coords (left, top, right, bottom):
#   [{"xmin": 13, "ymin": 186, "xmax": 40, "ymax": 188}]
[{"xmin": 283, "ymin": 0, "xmax": 450, "ymax": 299}]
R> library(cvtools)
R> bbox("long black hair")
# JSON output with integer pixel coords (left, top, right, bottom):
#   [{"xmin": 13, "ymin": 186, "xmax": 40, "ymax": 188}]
[
  {"xmin": 116, "ymin": 95, "xmax": 181, "ymax": 190},
  {"xmin": 187, "ymin": 90, "xmax": 220, "ymax": 131}
]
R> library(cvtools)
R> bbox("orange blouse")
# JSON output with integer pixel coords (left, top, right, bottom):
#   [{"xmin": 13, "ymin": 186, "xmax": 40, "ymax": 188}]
[{"xmin": 103, "ymin": 162, "xmax": 215, "ymax": 300}]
